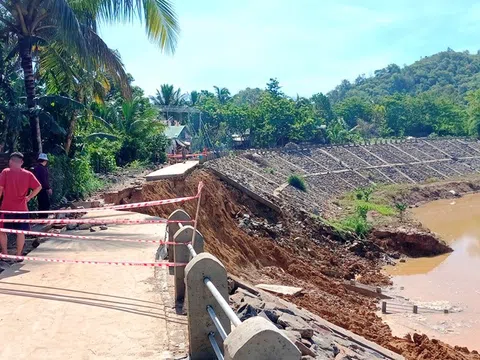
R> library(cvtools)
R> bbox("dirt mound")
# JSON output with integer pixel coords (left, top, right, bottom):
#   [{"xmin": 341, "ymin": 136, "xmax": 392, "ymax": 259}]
[
  {"xmin": 371, "ymin": 228, "xmax": 453, "ymax": 257},
  {"xmin": 106, "ymin": 169, "xmax": 480, "ymax": 360}
]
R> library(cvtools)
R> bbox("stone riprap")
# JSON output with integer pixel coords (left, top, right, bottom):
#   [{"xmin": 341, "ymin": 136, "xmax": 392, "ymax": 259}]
[
  {"xmin": 229, "ymin": 285, "xmax": 404, "ymax": 360},
  {"xmin": 206, "ymin": 138, "xmax": 480, "ymax": 213}
]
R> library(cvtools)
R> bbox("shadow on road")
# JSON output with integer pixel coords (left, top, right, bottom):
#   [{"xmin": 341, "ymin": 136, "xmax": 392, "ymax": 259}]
[{"xmin": 0, "ymin": 286, "xmax": 187, "ymax": 324}]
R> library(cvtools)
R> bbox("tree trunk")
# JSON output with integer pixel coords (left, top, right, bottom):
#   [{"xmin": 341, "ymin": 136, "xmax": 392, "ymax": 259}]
[
  {"xmin": 65, "ymin": 111, "xmax": 76, "ymax": 155},
  {"xmin": 19, "ymin": 37, "xmax": 42, "ymax": 153}
]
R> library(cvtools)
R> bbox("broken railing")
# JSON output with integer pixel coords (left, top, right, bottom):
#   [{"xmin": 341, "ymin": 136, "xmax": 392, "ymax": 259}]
[{"xmin": 166, "ymin": 209, "xmax": 301, "ymax": 360}]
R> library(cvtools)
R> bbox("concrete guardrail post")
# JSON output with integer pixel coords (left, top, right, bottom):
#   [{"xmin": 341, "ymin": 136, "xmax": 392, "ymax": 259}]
[
  {"xmin": 168, "ymin": 209, "xmax": 191, "ymax": 275},
  {"xmin": 185, "ymin": 253, "xmax": 231, "ymax": 359},
  {"xmin": 174, "ymin": 225, "xmax": 205, "ymax": 302},
  {"xmin": 224, "ymin": 316, "xmax": 301, "ymax": 360}
]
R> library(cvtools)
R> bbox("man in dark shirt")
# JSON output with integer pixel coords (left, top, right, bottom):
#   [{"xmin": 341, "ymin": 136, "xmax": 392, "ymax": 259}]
[{"xmin": 33, "ymin": 153, "xmax": 52, "ymax": 218}]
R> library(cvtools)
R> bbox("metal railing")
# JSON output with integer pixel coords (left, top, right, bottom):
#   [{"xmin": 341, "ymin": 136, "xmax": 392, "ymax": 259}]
[
  {"xmin": 204, "ymin": 277, "xmax": 242, "ymax": 327},
  {"xmin": 167, "ymin": 208, "xmax": 301, "ymax": 360},
  {"xmin": 186, "ymin": 241, "xmax": 241, "ymax": 358}
]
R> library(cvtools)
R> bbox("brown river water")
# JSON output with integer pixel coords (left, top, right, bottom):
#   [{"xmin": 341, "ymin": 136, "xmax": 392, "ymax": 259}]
[{"xmin": 383, "ymin": 193, "xmax": 480, "ymax": 350}]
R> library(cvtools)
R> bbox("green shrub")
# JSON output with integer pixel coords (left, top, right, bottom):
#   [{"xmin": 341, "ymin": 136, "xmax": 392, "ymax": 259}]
[
  {"xmin": 49, "ymin": 154, "xmax": 102, "ymax": 205},
  {"xmin": 355, "ymin": 186, "xmax": 374, "ymax": 201},
  {"xmin": 49, "ymin": 154, "xmax": 69, "ymax": 205},
  {"xmin": 90, "ymin": 148, "xmax": 117, "ymax": 174},
  {"xmin": 288, "ymin": 174, "xmax": 307, "ymax": 192},
  {"xmin": 395, "ymin": 202, "xmax": 408, "ymax": 222},
  {"xmin": 339, "ymin": 215, "xmax": 371, "ymax": 238},
  {"xmin": 355, "ymin": 204, "xmax": 369, "ymax": 219},
  {"xmin": 327, "ymin": 204, "xmax": 373, "ymax": 238},
  {"xmin": 117, "ymin": 137, "xmax": 141, "ymax": 166},
  {"xmin": 86, "ymin": 139, "xmax": 120, "ymax": 174},
  {"xmin": 70, "ymin": 156, "xmax": 103, "ymax": 199},
  {"xmin": 127, "ymin": 160, "xmax": 143, "ymax": 169},
  {"xmin": 117, "ymin": 133, "xmax": 168, "ymax": 166},
  {"xmin": 145, "ymin": 133, "xmax": 168, "ymax": 164}
]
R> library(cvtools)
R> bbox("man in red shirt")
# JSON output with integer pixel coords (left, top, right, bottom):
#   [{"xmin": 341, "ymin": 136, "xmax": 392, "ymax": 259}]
[{"xmin": 0, "ymin": 152, "xmax": 42, "ymax": 258}]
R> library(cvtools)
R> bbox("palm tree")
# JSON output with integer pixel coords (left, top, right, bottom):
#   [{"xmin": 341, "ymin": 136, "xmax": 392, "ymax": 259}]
[
  {"xmin": 213, "ymin": 86, "xmax": 231, "ymax": 104},
  {"xmin": 39, "ymin": 44, "xmax": 116, "ymax": 154},
  {"xmin": 87, "ymin": 96, "xmax": 162, "ymax": 144},
  {"xmin": 189, "ymin": 90, "xmax": 200, "ymax": 106},
  {"xmin": 150, "ymin": 84, "xmax": 185, "ymax": 123},
  {"xmin": 150, "ymin": 84, "xmax": 184, "ymax": 106},
  {"xmin": 0, "ymin": 0, "xmax": 179, "ymax": 152}
]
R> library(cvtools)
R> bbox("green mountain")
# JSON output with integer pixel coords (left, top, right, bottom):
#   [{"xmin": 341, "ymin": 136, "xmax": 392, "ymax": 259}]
[{"xmin": 328, "ymin": 49, "xmax": 480, "ymax": 104}]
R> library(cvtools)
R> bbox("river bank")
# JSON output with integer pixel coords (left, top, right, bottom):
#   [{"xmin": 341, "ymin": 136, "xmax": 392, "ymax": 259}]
[
  {"xmin": 382, "ymin": 193, "xmax": 480, "ymax": 351},
  {"xmin": 324, "ymin": 175, "xmax": 480, "ymax": 355}
]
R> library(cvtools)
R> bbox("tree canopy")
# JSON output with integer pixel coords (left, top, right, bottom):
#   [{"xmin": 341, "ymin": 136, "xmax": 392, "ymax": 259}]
[
  {"xmin": 0, "ymin": 0, "xmax": 178, "ymax": 203},
  {"xmin": 164, "ymin": 49, "xmax": 480, "ymax": 150}
]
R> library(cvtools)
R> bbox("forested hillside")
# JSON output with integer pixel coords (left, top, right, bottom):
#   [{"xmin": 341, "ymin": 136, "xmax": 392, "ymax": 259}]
[
  {"xmin": 328, "ymin": 49, "xmax": 480, "ymax": 104},
  {"xmin": 160, "ymin": 50, "xmax": 480, "ymax": 150}
]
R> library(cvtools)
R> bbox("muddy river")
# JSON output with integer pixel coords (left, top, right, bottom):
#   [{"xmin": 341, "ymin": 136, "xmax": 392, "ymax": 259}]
[{"xmin": 383, "ymin": 193, "xmax": 480, "ymax": 350}]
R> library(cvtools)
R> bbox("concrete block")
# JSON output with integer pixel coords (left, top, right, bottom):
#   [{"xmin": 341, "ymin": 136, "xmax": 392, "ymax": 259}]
[
  {"xmin": 168, "ymin": 210, "xmax": 191, "ymax": 269},
  {"xmin": 278, "ymin": 313, "xmax": 314, "ymax": 339},
  {"xmin": 224, "ymin": 316, "xmax": 301, "ymax": 360},
  {"xmin": 173, "ymin": 225, "xmax": 204, "ymax": 302},
  {"xmin": 295, "ymin": 340, "xmax": 316, "ymax": 357},
  {"xmin": 185, "ymin": 253, "xmax": 231, "ymax": 360}
]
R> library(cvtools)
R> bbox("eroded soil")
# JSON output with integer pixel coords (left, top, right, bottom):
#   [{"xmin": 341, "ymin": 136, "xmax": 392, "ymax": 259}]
[{"xmin": 106, "ymin": 169, "xmax": 480, "ymax": 360}]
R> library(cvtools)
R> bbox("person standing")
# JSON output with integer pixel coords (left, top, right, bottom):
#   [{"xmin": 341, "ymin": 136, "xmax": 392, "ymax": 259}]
[
  {"xmin": 33, "ymin": 153, "xmax": 52, "ymax": 218},
  {"xmin": 0, "ymin": 152, "xmax": 42, "ymax": 257}
]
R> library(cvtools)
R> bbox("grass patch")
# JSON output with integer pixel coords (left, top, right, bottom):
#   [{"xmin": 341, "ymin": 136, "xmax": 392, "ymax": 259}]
[
  {"xmin": 288, "ymin": 174, "xmax": 307, "ymax": 192},
  {"xmin": 354, "ymin": 200, "xmax": 396, "ymax": 216},
  {"xmin": 318, "ymin": 205, "xmax": 372, "ymax": 238},
  {"xmin": 325, "ymin": 185, "xmax": 399, "ymax": 237}
]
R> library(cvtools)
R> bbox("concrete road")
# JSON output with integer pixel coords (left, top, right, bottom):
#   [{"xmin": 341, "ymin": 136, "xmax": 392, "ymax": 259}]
[
  {"xmin": 146, "ymin": 161, "xmax": 199, "ymax": 181},
  {"xmin": 0, "ymin": 211, "xmax": 187, "ymax": 360}
]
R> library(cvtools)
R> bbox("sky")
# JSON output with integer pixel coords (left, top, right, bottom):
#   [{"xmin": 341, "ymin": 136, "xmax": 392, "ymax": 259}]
[{"xmin": 99, "ymin": 0, "xmax": 480, "ymax": 98}]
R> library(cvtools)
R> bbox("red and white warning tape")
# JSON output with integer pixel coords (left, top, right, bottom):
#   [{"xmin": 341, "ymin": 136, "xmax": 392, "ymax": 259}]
[
  {"xmin": 0, "ymin": 218, "xmax": 194, "ymax": 225},
  {"xmin": 0, "ymin": 227, "xmax": 181, "ymax": 245},
  {"xmin": 0, "ymin": 254, "xmax": 186, "ymax": 267},
  {"xmin": 0, "ymin": 181, "xmax": 205, "ymax": 215},
  {"xmin": 0, "ymin": 181, "xmax": 205, "ymax": 267},
  {"xmin": 167, "ymin": 152, "xmax": 208, "ymax": 159},
  {"xmin": 0, "ymin": 194, "xmax": 198, "ymax": 214}
]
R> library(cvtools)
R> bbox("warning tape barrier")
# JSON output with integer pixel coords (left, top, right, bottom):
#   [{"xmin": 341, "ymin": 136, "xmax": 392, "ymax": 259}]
[
  {"xmin": 167, "ymin": 152, "xmax": 208, "ymax": 159},
  {"xmin": 0, "ymin": 227, "xmax": 182, "ymax": 245},
  {"xmin": 0, "ymin": 194, "xmax": 197, "ymax": 214},
  {"xmin": 0, "ymin": 181, "xmax": 204, "ymax": 215},
  {"xmin": 0, "ymin": 182, "xmax": 204, "ymax": 267},
  {"xmin": 0, "ymin": 218, "xmax": 194, "ymax": 225},
  {"xmin": 0, "ymin": 254, "xmax": 186, "ymax": 267}
]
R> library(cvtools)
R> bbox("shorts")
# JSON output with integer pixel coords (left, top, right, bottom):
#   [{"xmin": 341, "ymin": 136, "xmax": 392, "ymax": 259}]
[{"xmin": 0, "ymin": 213, "xmax": 30, "ymax": 231}]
